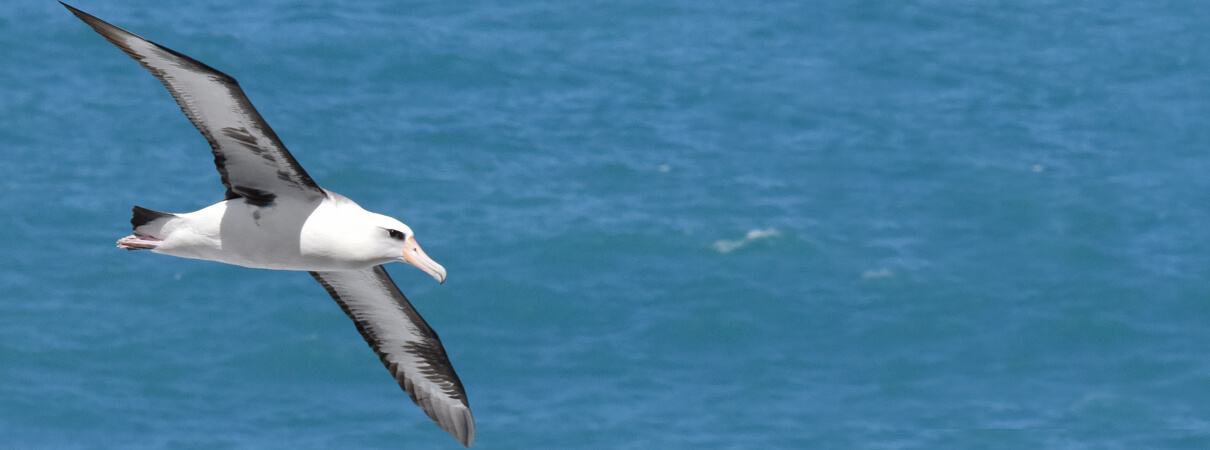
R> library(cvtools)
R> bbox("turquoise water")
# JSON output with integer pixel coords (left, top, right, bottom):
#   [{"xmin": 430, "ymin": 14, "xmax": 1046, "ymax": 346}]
[{"xmin": 4, "ymin": 1, "xmax": 1210, "ymax": 447}]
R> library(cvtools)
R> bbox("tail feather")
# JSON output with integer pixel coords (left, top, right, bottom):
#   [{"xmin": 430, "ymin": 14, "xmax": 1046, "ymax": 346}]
[{"xmin": 130, "ymin": 206, "xmax": 175, "ymax": 237}]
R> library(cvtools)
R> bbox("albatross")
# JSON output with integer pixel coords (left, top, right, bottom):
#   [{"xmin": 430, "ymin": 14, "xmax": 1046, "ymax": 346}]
[{"xmin": 63, "ymin": 3, "xmax": 475, "ymax": 446}]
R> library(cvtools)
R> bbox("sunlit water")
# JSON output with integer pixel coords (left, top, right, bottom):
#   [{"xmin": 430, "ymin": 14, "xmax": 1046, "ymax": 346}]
[{"xmin": 3, "ymin": 1, "xmax": 1210, "ymax": 447}]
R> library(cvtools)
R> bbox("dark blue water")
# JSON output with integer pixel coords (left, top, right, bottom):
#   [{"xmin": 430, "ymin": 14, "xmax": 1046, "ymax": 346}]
[{"xmin": 4, "ymin": 1, "xmax": 1210, "ymax": 447}]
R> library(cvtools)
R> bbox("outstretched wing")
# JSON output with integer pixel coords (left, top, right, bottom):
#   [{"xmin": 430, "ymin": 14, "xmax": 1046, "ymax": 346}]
[
  {"xmin": 63, "ymin": 3, "xmax": 324, "ymax": 204},
  {"xmin": 311, "ymin": 266, "xmax": 474, "ymax": 447}
]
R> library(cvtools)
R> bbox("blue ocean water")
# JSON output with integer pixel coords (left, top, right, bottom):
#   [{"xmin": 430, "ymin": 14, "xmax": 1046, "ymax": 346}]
[{"xmin": 3, "ymin": 0, "xmax": 1210, "ymax": 447}]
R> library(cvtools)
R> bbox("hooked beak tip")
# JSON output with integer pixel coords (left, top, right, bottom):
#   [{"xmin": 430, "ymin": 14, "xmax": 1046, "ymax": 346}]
[{"xmin": 402, "ymin": 236, "xmax": 446, "ymax": 285}]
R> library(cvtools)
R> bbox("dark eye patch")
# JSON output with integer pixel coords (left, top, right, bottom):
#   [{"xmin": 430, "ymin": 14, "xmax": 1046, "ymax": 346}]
[{"xmin": 387, "ymin": 229, "xmax": 405, "ymax": 240}]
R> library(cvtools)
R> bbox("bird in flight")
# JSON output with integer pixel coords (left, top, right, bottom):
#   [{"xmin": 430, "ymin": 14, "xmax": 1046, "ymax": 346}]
[{"xmin": 62, "ymin": 3, "xmax": 475, "ymax": 446}]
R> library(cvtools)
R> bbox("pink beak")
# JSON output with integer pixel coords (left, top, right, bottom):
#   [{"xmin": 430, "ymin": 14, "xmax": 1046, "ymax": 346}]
[{"xmin": 402, "ymin": 236, "xmax": 447, "ymax": 283}]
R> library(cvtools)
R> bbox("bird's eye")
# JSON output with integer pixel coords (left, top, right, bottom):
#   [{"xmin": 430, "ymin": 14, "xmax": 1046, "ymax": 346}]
[{"xmin": 387, "ymin": 229, "xmax": 405, "ymax": 240}]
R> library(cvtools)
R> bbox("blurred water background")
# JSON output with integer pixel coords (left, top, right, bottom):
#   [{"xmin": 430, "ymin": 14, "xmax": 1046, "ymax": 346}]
[{"xmin": 3, "ymin": 1, "xmax": 1210, "ymax": 448}]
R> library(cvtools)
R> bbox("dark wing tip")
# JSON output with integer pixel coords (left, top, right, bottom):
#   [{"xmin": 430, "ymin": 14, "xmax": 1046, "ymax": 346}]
[
  {"xmin": 62, "ymin": 3, "xmax": 240, "ymax": 87},
  {"xmin": 61, "ymin": 3, "xmax": 113, "ymax": 33},
  {"xmin": 60, "ymin": 1, "xmax": 98, "ymax": 22}
]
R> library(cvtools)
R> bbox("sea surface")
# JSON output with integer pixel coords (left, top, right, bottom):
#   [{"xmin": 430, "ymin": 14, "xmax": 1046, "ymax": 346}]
[{"xmin": 3, "ymin": 1, "xmax": 1210, "ymax": 448}]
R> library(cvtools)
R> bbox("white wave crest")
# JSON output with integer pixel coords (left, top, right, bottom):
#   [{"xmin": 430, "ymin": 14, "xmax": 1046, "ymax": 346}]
[{"xmin": 713, "ymin": 228, "xmax": 781, "ymax": 253}]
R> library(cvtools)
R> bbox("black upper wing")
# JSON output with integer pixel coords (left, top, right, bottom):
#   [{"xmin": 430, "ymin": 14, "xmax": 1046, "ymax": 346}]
[{"xmin": 64, "ymin": 3, "xmax": 325, "ymax": 204}]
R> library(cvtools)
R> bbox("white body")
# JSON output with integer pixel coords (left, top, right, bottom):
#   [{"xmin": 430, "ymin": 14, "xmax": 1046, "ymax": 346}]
[{"xmin": 147, "ymin": 193, "xmax": 401, "ymax": 271}]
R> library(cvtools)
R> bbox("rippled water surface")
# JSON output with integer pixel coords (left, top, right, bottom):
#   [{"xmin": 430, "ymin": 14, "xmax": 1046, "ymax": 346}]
[{"xmin": 3, "ymin": 1, "xmax": 1210, "ymax": 448}]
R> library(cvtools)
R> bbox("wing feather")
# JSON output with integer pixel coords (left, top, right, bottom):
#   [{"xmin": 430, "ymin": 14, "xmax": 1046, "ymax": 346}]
[
  {"xmin": 311, "ymin": 266, "xmax": 474, "ymax": 447},
  {"xmin": 63, "ymin": 3, "xmax": 324, "ymax": 203}
]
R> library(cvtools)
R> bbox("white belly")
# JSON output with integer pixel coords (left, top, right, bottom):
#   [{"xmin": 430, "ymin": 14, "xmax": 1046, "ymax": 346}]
[{"xmin": 151, "ymin": 197, "xmax": 380, "ymax": 271}]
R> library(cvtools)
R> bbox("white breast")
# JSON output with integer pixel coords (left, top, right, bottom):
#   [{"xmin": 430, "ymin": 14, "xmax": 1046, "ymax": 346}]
[{"xmin": 152, "ymin": 195, "xmax": 384, "ymax": 271}]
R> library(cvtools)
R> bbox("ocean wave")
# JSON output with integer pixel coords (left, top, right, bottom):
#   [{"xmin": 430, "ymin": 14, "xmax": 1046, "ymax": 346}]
[{"xmin": 712, "ymin": 228, "xmax": 781, "ymax": 254}]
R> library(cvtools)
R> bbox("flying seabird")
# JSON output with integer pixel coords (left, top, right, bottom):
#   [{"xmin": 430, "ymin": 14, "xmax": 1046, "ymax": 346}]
[{"xmin": 62, "ymin": 3, "xmax": 475, "ymax": 446}]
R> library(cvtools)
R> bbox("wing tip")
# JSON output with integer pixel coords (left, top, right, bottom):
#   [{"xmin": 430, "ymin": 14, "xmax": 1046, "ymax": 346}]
[
  {"xmin": 423, "ymin": 394, "xmax": 475, "ymax": 447},
  {"xmin": 61, "ymin": 2, "xmax": 94, "ymax": 23},
  {"xmin": 61, "ymin": 2, "xmax": 107, "ymax": 29},
  {"xmin": 450, "ymin": 405, "xmax": 475, "ymax": 447}
]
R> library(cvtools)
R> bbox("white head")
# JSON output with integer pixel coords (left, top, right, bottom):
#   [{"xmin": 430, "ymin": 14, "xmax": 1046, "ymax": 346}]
[
  {"xmin": 312, "ymin": 195, "xmax": 447, "ymax": 281},
  {"xmin": 364, "ymin": 214, "xmax": 447, "ymax": 283}
]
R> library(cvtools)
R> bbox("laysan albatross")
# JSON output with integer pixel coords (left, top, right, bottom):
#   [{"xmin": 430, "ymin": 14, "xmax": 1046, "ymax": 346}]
[{"xmin": 63, "ymin": 3, "xmax": 475, "ymax": 447}]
